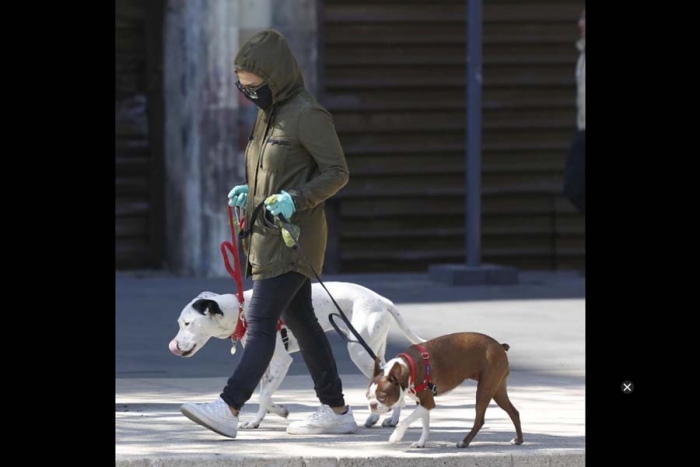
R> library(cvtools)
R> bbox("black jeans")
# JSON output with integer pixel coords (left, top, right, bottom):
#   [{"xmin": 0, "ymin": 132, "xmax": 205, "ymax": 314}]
[
  {"xmin": 563, "ymin": 130, "xmax": 586, "ymax": 214},
  {"xmin": 220, "ymin": 271, "xmax": 345, "ymax": 410}
]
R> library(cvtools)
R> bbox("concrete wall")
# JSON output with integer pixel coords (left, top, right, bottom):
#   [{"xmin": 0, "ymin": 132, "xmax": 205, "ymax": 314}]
[{"xmin": 164, "ymin": 0, "xmax": 320, "ymax": 277}]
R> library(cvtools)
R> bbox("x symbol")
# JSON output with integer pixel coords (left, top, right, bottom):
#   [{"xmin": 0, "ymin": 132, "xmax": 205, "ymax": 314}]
[{"xmin": 621, "ymin": 381, "xmax": 634, "ymax": 394}]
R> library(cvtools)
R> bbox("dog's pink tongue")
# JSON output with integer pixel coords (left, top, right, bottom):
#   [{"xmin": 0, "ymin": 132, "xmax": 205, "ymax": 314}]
[{"xmin": 169, "ymin": 339, "xmax": 183, "ymax": 356}]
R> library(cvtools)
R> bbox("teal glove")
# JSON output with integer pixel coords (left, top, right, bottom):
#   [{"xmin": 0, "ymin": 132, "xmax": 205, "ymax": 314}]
[
  {"xmin": 228, "ymin": 184, "xmax": 248, "ymax": 208},
  {"xmin": 264, "ymin": 190, "xmax": 296, "ymax": 220}
]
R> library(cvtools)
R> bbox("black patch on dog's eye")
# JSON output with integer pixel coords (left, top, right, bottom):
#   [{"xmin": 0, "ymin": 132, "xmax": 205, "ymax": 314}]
[{"xmin": 192, "ymin": 299, "xmax": 223, "ymax": 316}]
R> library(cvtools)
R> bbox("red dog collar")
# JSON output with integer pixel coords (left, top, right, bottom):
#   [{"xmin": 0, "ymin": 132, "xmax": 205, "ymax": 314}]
[
  {"xmin": 230, "ymin": 312, "xmax": 287, "ymax": 346},
  {"xmin": 397, "ymin": 344, "xmax": 438, "ymax": 395}
]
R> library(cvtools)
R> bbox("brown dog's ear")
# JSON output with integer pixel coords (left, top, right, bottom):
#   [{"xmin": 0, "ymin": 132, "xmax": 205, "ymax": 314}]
[
  {"xmin": 388, "ymin": 362, "xmax": 402, "ymax": 386},
  {"xmin": 373, "ymin": 357, "xmax": 383, "ymax": 377}
]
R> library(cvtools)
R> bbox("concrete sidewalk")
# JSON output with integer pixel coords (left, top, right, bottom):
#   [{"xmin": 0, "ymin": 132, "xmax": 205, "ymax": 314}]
[
  {"xmin": 116, "ymin": 372, "xmax": 584, "ymax": 467},
  {"xmin": 116, "ymin": 270, "xmax": 585, "ymax": 466}
]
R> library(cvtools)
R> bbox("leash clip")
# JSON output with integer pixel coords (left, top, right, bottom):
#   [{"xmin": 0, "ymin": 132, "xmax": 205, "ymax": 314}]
[{"xmin": 233, "ymin": 206, "xmax": 244, "ymax": 229}]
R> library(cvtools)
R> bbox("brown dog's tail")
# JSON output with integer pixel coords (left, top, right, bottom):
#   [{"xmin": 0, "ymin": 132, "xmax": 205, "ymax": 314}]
[{"xmin": 501, "ymin": 343, "xmax": 510, "ymax": 351}]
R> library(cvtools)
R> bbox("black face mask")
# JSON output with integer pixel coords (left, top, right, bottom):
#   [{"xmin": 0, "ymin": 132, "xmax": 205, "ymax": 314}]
[{"xmin": 237, "ymin": 81, "xmax": 273, "ymax": 111}]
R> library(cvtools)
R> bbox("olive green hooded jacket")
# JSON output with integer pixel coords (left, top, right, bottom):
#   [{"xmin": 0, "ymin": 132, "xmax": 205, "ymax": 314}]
[{"xmin": 234, "ymin": 30, "xmax": 349, "ymax": 280}]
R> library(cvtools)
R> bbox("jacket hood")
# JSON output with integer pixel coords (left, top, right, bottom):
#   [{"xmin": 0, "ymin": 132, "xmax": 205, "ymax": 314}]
[{"xmin": 234, "ymin": 30, "xmax": 305, "ymax": 105}]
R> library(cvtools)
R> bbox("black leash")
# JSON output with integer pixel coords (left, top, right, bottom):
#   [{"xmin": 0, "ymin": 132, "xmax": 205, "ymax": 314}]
[{"xmin": 240, "ymin": 201, "xmax": 380, "ymax": 363}]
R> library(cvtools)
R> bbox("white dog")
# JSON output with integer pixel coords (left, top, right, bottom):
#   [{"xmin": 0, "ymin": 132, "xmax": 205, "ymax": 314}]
[{"xmin": 169, "ymin": 281, "xmax": 425, "ymax": 429}]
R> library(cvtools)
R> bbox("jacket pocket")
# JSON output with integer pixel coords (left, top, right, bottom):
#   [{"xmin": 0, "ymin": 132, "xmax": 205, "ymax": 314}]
[
  {"xmin": 248, "ymin": 218, "xmax": 284, "ymax": 268},
  {"xmin": 261, "ymin": 137, "xmax": 292, "ymax": 173}
]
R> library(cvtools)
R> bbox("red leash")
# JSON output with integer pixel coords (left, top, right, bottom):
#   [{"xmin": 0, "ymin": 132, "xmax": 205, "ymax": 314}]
[
  {"xmin": 220, "ymin": 205, "xmax": 285, "ymax": 352},
  {"xmin": 221, "ymin": 206, "xmax": 245, "ymax": 310},
  {"xmin": 220, "ymin": 206, "xmax": 247, "ymax": 349}
]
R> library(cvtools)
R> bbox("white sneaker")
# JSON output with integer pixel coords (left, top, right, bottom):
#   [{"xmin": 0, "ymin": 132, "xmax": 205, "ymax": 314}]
[
  {"xmin": 286, "ymin": 404, "xmax": 358, "ymax": 435},
  {"xmin": 180, "ymin": 397, "xmax": 239, "ymax": 438}
]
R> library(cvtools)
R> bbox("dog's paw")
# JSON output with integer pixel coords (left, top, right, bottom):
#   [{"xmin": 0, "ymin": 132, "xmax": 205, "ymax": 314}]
[
  {"xmin": 382, "ymin": 417, "xmax": 399, "ymax": 427},
  {"xmin": 511, "ymin": 437, "xmax": 523, "ymax": 445},
  {"xmin": 364, "ymin": 414, "xmax": 379, "ymax": 428},
  {"xmin": 410, "ymin": 441, "xmax": 426, "ymax": 448},
  {"xmin": 239, "ymin": 420, "xmax": 261, "ymax": 429},
  {"xmin": 388, "ymin": 430, "xmax": 404, "ymax": 444},
  {"xmin": 456, "ymin": 441, "xmax": 467, "ymax": 449},
  {"xmin": 267, "ymin": 404, "xmax": 289, "ymax": 418}
]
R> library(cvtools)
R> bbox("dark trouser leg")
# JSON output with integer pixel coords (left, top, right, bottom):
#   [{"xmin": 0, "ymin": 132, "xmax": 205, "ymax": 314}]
[
  {"xmin": 220, "ymin": 271, "xmax": 306, "ymax": 410},
  {"xmin": 281, "ymin": 277, "xmax": 345, "ymax": 408},
  {"xmin": 563, "ymin": 130, "xmax": 586, "ymax": 214}
]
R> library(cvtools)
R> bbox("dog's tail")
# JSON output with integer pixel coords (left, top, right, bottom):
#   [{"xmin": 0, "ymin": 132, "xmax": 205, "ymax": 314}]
[
  {"xmin": 386, "ymin": 301, "xmax": 427, "ymax": 344},
  {"xmin": 502, "ymin": 343, "xmax": 510, "ymax": 351}
]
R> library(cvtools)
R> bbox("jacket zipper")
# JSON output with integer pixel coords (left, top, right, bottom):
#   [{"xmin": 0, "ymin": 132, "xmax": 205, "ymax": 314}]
[
  {"xmin": 252, "ymin": 106, "xmax": 276, "ymax": 197},
  {"xmin": 268, "ymin": 138, "xmax": 290, "ymax": 146},
  {"xmin": 248, "ymin": 106, "xmax": 277, "ymax": 272}
]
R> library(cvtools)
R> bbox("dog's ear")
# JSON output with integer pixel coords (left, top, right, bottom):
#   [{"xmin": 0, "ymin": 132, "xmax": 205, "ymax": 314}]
[
  {"xmin": 191, "ymin": 298, "xmax": 223, "ymax": 316},
  {"xmin": 373, "ymin": 357, "xmax": 383, "ymax": 377},
  {"xmin": 388, "ymin": 362, "xmax": 402, "ymax": 386}
]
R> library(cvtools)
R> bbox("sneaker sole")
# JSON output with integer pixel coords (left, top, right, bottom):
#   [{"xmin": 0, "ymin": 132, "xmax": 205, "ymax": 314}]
[{"xmin": 180, "ymin": 405, "xmax": 238, "ymax": 439}]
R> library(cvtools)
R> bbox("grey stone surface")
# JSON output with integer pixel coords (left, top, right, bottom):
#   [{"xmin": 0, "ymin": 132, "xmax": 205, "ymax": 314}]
[{"xmin": 163, "ymin": 0, "xmax": 243, "ymax": 277}]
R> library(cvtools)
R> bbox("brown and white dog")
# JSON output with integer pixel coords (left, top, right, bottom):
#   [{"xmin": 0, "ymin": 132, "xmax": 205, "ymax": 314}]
[{"xmin": 366, "ymin": 332, "xmax": 524, "ymax": 448}]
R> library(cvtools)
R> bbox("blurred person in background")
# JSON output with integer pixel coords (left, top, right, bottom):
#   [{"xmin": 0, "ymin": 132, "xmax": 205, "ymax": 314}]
[{"xmin": 563, "ymin": 8, "xmax": 585, "ymax": 214}]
